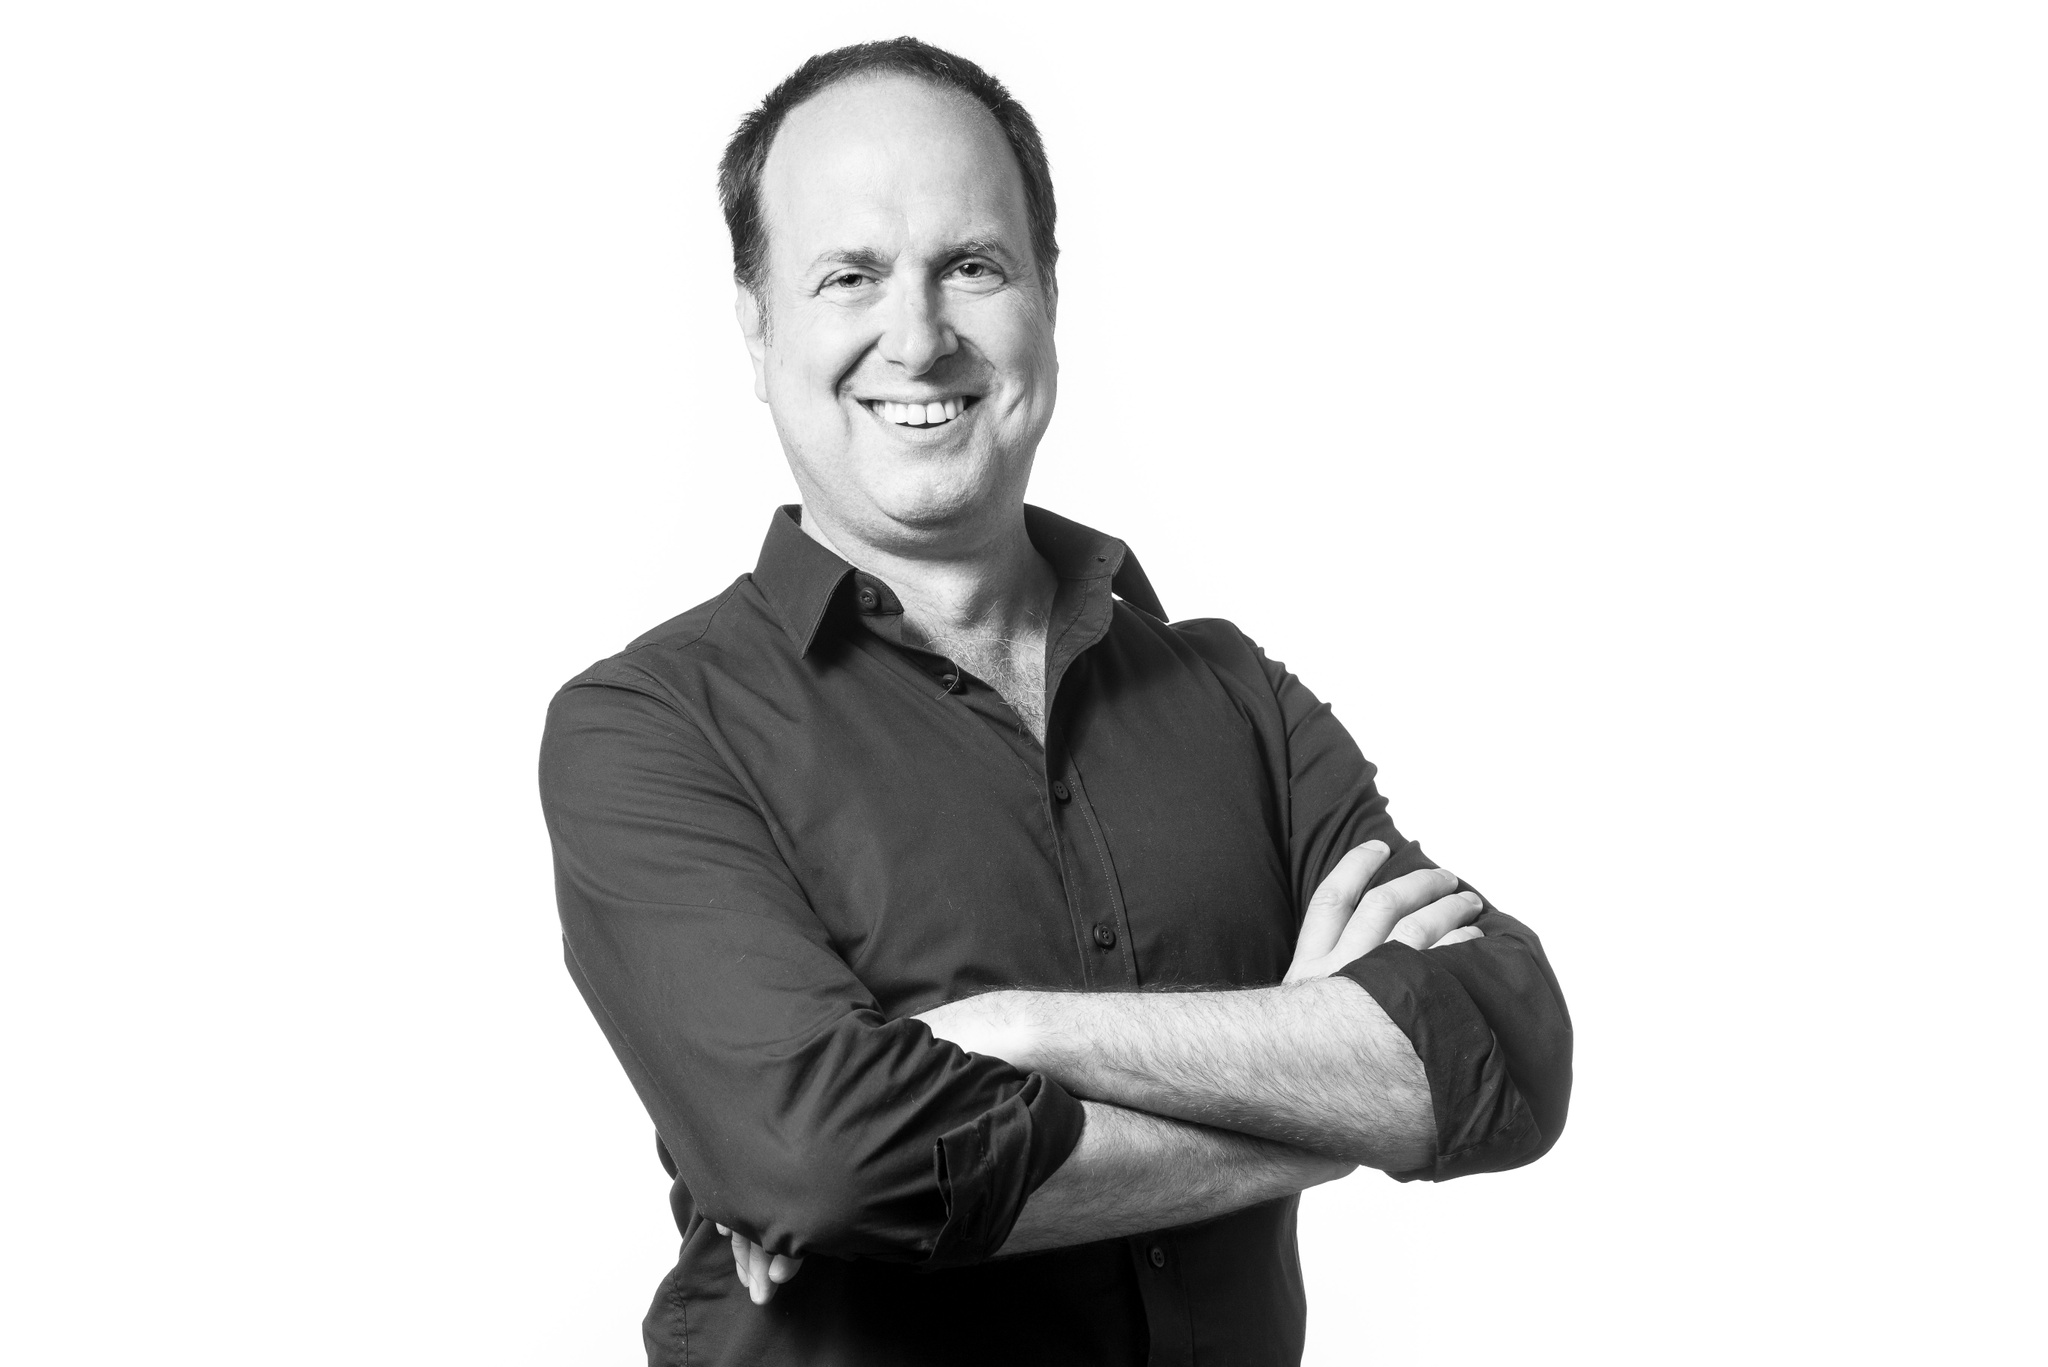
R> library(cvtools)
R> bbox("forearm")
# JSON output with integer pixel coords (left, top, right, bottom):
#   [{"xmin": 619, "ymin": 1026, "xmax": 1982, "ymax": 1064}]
[
  {"xmin": 1004, "ymin": 979, "xmax": 1434, "ymax": 1170},
  {"xmin": 997, "ymin": 1100, "xmax": 1350, "ymax": 1256}
]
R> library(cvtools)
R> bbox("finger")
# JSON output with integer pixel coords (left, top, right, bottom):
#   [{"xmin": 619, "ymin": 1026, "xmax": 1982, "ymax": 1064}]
[
  {"xmin": 729, "ymin": 1231, "xmax": 752, "ymax": 1291},
  {"xmin": 748, "ymin": 1241, "xmax": 774, "ymax": 1304},
  {"xmin": 715, "ymin": 1224, "xmax": 730, "ymax": 1236},
  {"xmin": 1332, "ymin": 867, "xmax": 1462, "ymax": 959},
  {"xmin": 1388, "ymin": 891, "xmax": 1485, "ymax": 950},
  {"xmin": 1295, "ymin": 841, "xmax": 1391, "ymax": 962},
  {"xmin": 768, "ymin": 1253, "xmax": 803, "ymax": 1284},
  {"xmin": 1429, "ymin": 925, "xmax": 1484, "ymax": 949}
]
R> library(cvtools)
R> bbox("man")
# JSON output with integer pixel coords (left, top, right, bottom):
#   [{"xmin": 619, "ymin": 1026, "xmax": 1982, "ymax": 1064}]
[{"xmin": 540, "ymin": 36, "xmax": 1570, "ymax": 1366}]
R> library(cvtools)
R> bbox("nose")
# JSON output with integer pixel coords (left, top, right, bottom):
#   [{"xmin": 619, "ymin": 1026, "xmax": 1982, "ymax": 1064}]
[{"xmin": 875, "ymin": 279, "xmax": 958, "ymax": 377}]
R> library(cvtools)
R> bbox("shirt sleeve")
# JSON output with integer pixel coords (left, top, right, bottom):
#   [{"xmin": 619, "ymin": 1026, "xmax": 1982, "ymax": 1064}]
[
  {"xmin": 1183, "ymin": 621, "xmax": 1573, "ymax": 1180},
  {"xmin": 538, "ymin": 671, "xmax": 1086, "ymax": 1265}
]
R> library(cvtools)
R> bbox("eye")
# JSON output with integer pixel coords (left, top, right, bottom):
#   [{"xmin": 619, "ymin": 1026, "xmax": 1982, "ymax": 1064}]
[
  {"xmin": 825, "ymin": 271, "xmax": 872, "ymax": 291},
  {"xmin": 948, "ymin": 259, "xmax": 1003, "ymax": 288}
]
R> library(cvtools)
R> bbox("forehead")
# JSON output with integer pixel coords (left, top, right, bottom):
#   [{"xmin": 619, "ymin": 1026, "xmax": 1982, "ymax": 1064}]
[{"xmin": 758, "ymin": 75, "xmax": 1031, "ymax": 268}]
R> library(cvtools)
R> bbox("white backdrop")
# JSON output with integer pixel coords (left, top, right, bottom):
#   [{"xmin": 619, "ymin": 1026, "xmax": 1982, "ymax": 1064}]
[{"xmin": 4, "ymin": 3, "xmax": 2042, "ymax": 1362}]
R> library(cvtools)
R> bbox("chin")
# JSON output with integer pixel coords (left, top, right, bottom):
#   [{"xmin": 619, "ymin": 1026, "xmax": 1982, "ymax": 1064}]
[
  {"xmin": 859, "ymin": 465, "xmax": 1025, "ymax": 541},
  {"xmin": 788, "ymin": 423, "xmax": 1032, "ymax": 543},
  {"xmin": 864, "ymin": 446, "xmax": 1019, "ymax": 526},
  {"xmin": 872, "ymin": 480, "xmax": 994, "ymax": 532}
]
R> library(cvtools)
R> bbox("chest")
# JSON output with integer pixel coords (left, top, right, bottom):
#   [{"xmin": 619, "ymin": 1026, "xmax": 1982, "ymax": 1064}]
[
  {"xmin": 929, "ymin": 634, "xmax": 1048, "ymax": 742},
  {"xmin": 728, "ymin": 627, "xmax": 1298, "ymax": 1014}
]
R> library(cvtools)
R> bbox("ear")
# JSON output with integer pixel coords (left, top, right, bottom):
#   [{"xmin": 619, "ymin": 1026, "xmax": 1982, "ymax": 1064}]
[{"xmin": 734, "ymin": 282, "xmax": 769, "ymax": 403}]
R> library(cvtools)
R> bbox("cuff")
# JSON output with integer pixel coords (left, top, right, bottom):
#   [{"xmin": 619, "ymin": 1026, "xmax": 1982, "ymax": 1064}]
[
  {"xmin": 1337, "ymin": 941, "xmax": 1544, "ymax": 1181},
  {"xmin": 1423, "ymin": 910, "xmax": 1573, "ymax": 1151},
  {"xmin": 926, "ymin": 1072, "xmax": 1086, "ymax": 1266}
]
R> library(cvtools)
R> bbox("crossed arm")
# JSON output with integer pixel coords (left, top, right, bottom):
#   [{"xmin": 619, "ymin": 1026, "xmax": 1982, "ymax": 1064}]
[
  {"xmin": 544, "ymin": 669, "xmax": 1566, "ymax": 1308},
  {"xmin": 725, "ymin": 845, "xmax": 1488, "ymax": 1302}
]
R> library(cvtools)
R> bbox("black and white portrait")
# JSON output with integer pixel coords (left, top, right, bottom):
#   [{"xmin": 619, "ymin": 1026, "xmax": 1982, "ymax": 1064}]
[{"xmin": 6, "ymin": 5, "xmax": 2040, "ymax": 1365}]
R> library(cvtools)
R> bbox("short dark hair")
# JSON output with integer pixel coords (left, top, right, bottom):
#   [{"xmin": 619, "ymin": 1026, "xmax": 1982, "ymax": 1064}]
[{"xmin": 718, "ymin": 37, "xmax": 1058, "ymax": 304}]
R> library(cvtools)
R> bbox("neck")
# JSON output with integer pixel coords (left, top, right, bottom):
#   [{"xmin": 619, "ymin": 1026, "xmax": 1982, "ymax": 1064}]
[
  {"xmin": 796, "ymin": 502, "xmax": 1055, "ymax": 643},
  {"xmin": 797, "ymin": 500, "xmax": 1059, "ymax": 742}
]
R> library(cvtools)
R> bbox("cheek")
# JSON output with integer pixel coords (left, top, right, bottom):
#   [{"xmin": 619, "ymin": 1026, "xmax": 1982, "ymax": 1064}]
[
  {"xmin": 767, "ymin": 309, "xmax": 868, "ymax": 397},
  {"xmin": 1001, "ymin": 333, "xmax": 1057, "ymax": 426},
  {"xmin": 994, "ymin": 310, "xmax": 1057, "ymax": 399},
  {"xmin": 1033, "ymin": 341, "xmax": 1059, "ymax": 405}
]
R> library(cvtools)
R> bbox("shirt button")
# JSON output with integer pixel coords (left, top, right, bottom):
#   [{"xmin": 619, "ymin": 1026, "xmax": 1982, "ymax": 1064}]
[
  {"xmin": 941, "ymin": 673, "xmax": 959, "ymax": 691},
  {"xmin": 1092, "ymin": 923, "xmax": 1116, "ymax": 949},
  {"xmin": 856, "ymin": 587, "xmax": 878, "ymax": 610},
  {"xmin": 1051, "ymin": 779, "xmax": 1071, "ymax": 802},
  {"xmin": 1148, "ymin": 1245, "xmax": 1167, "ymax": 1268}
]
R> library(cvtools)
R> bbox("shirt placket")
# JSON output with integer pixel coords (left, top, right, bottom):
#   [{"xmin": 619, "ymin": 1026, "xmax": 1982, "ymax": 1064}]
[
  {"xmin": 1039, "ymin": 704, "xmax": 1138, "ymax": 988},
  {"xmin": 1036, "ymin": 577, "xmax": 1143, "ymax": 991},
  {"xmin": 851, "ymin": 569, "xmax": 1145, "ymax": 989},
  {"xmin": 850, "ymin": 564, "xmax": 1195, "ymax": 1362}
]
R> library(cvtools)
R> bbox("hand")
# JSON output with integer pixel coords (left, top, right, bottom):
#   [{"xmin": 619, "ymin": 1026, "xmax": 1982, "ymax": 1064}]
[
  {"xmin": 1284, "ymin": 841, "xmax": 1484, "ymax": 983},
  {"xmin": 713, "ymin": 1223, "xmax": 802, "ymax": 1306}
]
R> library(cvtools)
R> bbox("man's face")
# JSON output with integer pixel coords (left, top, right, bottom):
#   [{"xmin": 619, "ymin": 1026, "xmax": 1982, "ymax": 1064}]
[{"xmin": 741, "ymin": 76, "xmax": 1057, "ymax": 551}]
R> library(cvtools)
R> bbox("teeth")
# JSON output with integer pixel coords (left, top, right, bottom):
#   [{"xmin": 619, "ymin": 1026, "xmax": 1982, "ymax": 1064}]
[{"xmin": 870, "ymin": 398, "xmax": 970, "ymax": 427}]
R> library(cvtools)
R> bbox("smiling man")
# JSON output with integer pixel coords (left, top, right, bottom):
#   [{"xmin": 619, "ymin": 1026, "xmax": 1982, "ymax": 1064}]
[{"xmin": 539, "ymin": 37, "xmax": 1571, "ymax": 1367}]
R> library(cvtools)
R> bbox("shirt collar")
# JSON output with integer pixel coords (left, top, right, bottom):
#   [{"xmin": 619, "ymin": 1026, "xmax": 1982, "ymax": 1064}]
[{"xmin": 752, "ymin": 504, "xmax": 1167, "ymax": 657}]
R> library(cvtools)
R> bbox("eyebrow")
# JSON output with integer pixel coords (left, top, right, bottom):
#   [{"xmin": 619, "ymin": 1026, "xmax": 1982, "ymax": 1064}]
[
  {"xmin": 809, "ymin": 247, "xmax": 894, "ymax": 275},
  {"xmin": 944, "ymin": 237, "xmax": 1013, "ymax": 264},
  {"xmin": 805, "ymin": 238, "xmax": 1022, "ymax": 277}
]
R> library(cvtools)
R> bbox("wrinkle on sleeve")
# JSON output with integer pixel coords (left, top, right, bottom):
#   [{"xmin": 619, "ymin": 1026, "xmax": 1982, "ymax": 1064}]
[
  {"xmin": 540, "ymin": 675, "xmax": 1084, "ymax": 1263},
  {"xmin": 1200, "ymin": 625, "xmax": 1574, "ymax": 1178},
  {"xmin": 1337, "ymin": 938, "xmax": 1554, "ymax": 1179},
  {"xmin": 929, "ymin": 1074, "xmax": 1086, "ymax": 1268}
]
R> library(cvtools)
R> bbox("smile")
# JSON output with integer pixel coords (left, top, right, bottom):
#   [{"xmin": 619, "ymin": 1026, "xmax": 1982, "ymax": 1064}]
[{"xmin": 863, "ymin": 397, "xmax": 976, "ymax": 428}]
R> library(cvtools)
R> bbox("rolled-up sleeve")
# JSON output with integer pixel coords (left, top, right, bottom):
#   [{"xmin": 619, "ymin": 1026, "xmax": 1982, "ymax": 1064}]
[
  {"xmin": 1336, "ymin": 910, "xmax": 1568, "ymax": 1179},
  {"xmin": 539, "ymin": 671, "xmax": 1084, "ymax": 1265},
  {"xmin": 1204, "ymin": 626, "xmax": 1574, "ymax": 1179}
]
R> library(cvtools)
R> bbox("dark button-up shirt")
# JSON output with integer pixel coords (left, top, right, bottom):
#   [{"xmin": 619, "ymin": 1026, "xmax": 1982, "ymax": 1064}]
[{"xmin": 539, "ymin": 506, "xmax": 1571, "ymax": 1366}]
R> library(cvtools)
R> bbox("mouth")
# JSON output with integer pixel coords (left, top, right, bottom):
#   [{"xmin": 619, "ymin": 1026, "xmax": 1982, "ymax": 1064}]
[{"xmin": 860, "ymin": 396, "xmax": 978, "ymax": 429}]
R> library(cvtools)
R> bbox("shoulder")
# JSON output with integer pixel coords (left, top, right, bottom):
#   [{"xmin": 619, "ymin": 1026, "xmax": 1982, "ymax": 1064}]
[
  {"xmin": 541, "ymin": 577, "xmax": 782, "ymax": 790},
  {"xmin": 1101, "ymin": 604, "xmax": 1290, "ymax": 734},
  {"xmin": 552, "ymin": 574, "xmax": 785, "ymax": 710},
  {"xmin": 1113, "ymin": 605, "xmax": 1273, "ymax": 690}
]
